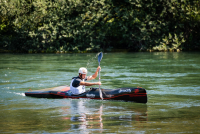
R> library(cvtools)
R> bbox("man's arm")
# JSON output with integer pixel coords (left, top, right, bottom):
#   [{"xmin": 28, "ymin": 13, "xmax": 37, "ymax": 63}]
[
  {"xmin": 87, "ymin": 66, "xmax": 101, "ymax": 81},
  {"xmin": 80, "ymin": 81, "xmax": 101, "ymax": 86}
]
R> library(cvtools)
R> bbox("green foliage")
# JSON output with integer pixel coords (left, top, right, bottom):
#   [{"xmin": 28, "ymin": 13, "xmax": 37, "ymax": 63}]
[{"xmin": 0, "ymin": 0, "xmax": 200, "ymax": 53}]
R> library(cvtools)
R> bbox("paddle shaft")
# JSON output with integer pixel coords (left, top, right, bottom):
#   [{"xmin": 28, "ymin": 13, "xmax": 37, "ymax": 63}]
[
  {"xmin": 98, "ymin": 62, "xmax": 103, "ymax": 100},
  {"xmin": 97, "ymin": 52, "xmax": 103, "ymax": 100},
  {"xmin": 99, "ymin": 62, "xmax": 100, "ymax": 83}
]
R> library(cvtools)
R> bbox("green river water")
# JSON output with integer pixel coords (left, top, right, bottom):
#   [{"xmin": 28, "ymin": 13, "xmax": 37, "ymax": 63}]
[{"xmin": 0, "ymin": 52, "xmax": 200, "ymax": 133}]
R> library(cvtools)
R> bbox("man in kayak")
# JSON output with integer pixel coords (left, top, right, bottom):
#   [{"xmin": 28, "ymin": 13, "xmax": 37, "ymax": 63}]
[{"xmin": 70, "ymin": 67, "xmax": 101, "ymax": 95}]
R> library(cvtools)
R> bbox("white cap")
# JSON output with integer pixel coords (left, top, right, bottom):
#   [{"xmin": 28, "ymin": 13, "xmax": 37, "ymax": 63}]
[{"xmin": 79, "ymin": 67, "xmax": 87, "ymax": 74}]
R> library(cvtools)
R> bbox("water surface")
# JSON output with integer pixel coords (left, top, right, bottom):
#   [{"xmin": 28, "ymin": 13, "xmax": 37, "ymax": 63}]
[{"xmin": 0, "ymin": 52, "xmax": 200, "ymax": 133}]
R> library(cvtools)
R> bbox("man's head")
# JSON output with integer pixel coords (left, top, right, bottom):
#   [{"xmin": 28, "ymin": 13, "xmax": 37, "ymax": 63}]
[{"xmin": 79, "ymin": 67, "xmax": 87, "ymax": 79}]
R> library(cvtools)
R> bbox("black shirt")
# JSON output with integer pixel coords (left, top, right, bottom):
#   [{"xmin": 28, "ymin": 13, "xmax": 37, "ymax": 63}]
[{"xmin": 72, "ymin": 76, "xmax": 88, "ymax": 87}]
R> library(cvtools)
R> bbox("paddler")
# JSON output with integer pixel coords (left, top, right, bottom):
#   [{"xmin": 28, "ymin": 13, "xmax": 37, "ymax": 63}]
[{"xmin": 70, "ymin": 67, "xmax": 101, "ymax": 95}]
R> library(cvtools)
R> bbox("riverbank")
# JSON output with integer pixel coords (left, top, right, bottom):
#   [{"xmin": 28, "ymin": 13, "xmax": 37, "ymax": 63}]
[{"xmin": 1, "ymin": 48, "xmax": 198, "ymax": 54}]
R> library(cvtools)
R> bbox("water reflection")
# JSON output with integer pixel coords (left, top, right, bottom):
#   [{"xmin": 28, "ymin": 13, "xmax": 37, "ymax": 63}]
[
  {"xmin": 61, "ymin": 100, "xmax": 103, "ymax": 133},
  {"xmin": 61, "ymin": 100, "xmax": 147, "ymax": 133}
]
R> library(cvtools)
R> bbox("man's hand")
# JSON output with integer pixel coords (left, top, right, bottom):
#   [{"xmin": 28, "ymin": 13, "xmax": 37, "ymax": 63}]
[
  {"xmin": 96, "ymin": 82, "xmax": 101, "ymax": 85},
  {"xmin": 97, "ymin": 66, "xmax": 101, "ymax": 72}
]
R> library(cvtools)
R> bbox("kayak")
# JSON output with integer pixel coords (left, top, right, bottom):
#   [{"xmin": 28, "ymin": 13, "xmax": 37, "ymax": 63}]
[{"xmin": 25, "ymin": 86, "xmax": 147, "ymax": 103}]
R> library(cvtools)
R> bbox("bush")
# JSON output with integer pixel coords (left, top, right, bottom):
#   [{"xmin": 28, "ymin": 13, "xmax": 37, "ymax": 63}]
[{"xmin": 0, "ymin": 0, "xmax": 199, "ymax": 53}]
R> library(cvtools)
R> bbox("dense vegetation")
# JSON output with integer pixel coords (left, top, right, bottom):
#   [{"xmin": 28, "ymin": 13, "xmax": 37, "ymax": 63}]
[{"xmin": 0, "ymin": 0, "xmax": 200, "ymax": 53}]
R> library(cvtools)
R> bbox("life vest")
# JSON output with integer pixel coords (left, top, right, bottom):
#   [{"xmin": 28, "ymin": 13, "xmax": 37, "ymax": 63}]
[{"xmin": 70, "ymin": 78, "xmax": 85, "ymax": 95}]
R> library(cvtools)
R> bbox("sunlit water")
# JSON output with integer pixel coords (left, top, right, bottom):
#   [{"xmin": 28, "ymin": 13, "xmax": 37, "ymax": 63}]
[{"xmin": 0, "ymin": 52, "xmax": 200, "ymax": 133}]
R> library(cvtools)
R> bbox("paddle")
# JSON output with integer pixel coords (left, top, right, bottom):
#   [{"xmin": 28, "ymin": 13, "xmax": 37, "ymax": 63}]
[{"xmin": 98, "ymin": 52, "xmax": 103, "ymax": 100}]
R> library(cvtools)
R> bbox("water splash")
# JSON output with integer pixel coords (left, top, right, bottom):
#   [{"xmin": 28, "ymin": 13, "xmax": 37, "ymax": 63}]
[
  {"xmin": 7, "ymin": 91, "xmax": 25, "ymax": 96},
  {"xmin": 86, "ymin": 52, "xmax": 101, "ymax": 70}
]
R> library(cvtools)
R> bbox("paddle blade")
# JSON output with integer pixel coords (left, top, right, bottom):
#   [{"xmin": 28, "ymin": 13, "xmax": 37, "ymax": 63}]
[
  {"xmin": 99, "ymin": 88, "xmax": 103, "ymax": 100},
  {"xmin": 98, "ymin": 52, "xmax": 103, "ymax": 63}
]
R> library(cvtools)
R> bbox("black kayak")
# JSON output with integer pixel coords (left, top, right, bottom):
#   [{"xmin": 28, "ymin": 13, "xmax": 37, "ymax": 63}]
[{"xmin": 25, "ymin": 86, "xmax": 147, "ymax": 103}]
